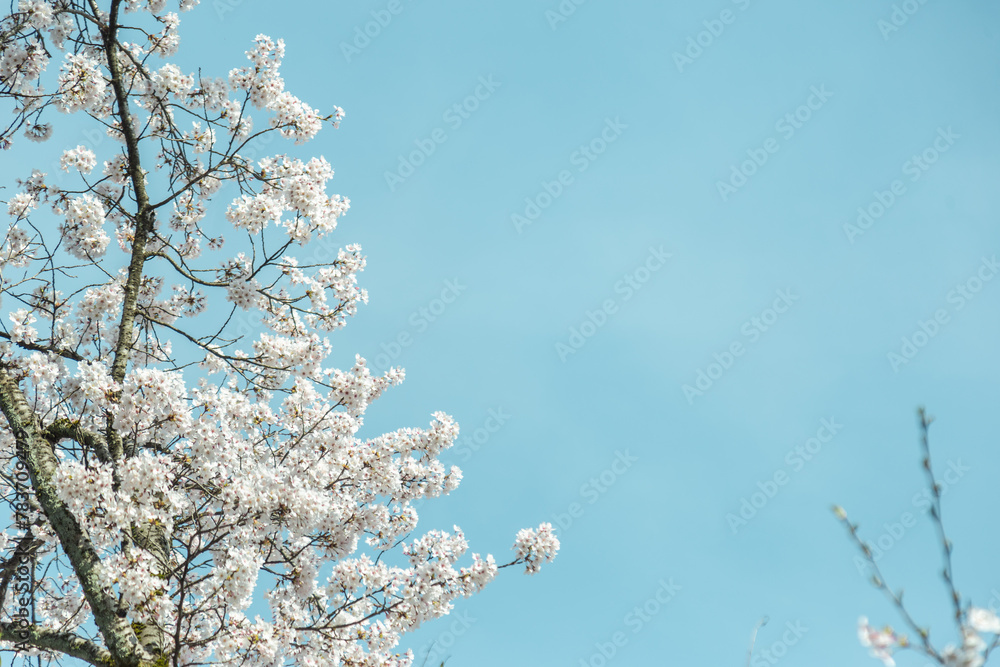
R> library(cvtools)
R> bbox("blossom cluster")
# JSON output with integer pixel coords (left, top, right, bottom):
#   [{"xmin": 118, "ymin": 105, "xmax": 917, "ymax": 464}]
[
  {"xmin": 59, "ymin": 146, "xmax": 97, "ymax": 174},
  {"xmin": 19, "ymin": 319, "xmax": 558, "ymax": 665},
  {"xmin": 59, "ymin": 194, "xmax": 110, "ymax": 259},
  {"xmin": 57, "ymin": 52, "xmax": 109, "ymax": 114},
  {"xmin": 859, "ymin": 609, "xmax": 1000, "ymax": 667}
]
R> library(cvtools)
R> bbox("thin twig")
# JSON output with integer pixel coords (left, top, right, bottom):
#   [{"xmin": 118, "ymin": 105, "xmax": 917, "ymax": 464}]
[
  {"xmin": 917, "ymin": 406, "xmax": 964, "ymax": 630},
  {"xmin": 746, "ymin": 615, "xmax": 769, "ymax": 667}
]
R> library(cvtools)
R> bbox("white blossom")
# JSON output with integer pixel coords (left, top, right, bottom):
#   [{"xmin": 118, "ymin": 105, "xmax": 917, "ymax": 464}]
[
  {"xmin": 57, "ymin": 53, "xmax": 107, "ymax": 113},
  {"xmin": 60, "ymin": 194, "xmax": 109, "ymax": 258},
  {"xmin": 60, "ymin": 146, "xmax": 98, "ymax": 174}
]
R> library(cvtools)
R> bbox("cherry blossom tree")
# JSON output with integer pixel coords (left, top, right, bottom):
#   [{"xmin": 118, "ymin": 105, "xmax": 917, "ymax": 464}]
[
  {"xmin": 0, "ymin": 2, "xmax": 558, "ymax": 666},
  {"xmin": 836, "ymin": 409, "xmax": 998, "ymax": 667}
]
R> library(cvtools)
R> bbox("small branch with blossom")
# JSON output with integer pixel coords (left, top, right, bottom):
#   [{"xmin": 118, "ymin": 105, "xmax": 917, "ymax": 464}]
[{"xmin": 835, "ymin": 408, "xmax": 1000, "ymax": 667}]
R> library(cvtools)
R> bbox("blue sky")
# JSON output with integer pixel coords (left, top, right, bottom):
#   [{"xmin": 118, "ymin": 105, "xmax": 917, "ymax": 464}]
[
  {"xmin": 7, "ymin": 0, "xmax": 1000, "ymax": 665},
  {"xmin": 186, "ymin": 1, "xmax": 1000, "ymax": 666}
]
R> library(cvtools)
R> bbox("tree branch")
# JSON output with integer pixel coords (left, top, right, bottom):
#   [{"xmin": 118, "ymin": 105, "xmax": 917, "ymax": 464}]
[
  {"xmin": 0, "ymin": 623, "xmax": 114, "ymax": 667},
  {"xmin": 0, "ymin": 366, "xmax": 150, "ymax": 667},
  {"xmin": 0, "ymin": 333, "xmax": 85, "ymax": 362},
  {"xmin": 93, "ymin": 0, "xmax": 155, "ymax": 391},
  {"xmin": 44, "ymin": 418, "xmax": 112, "ymax": 464}
]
